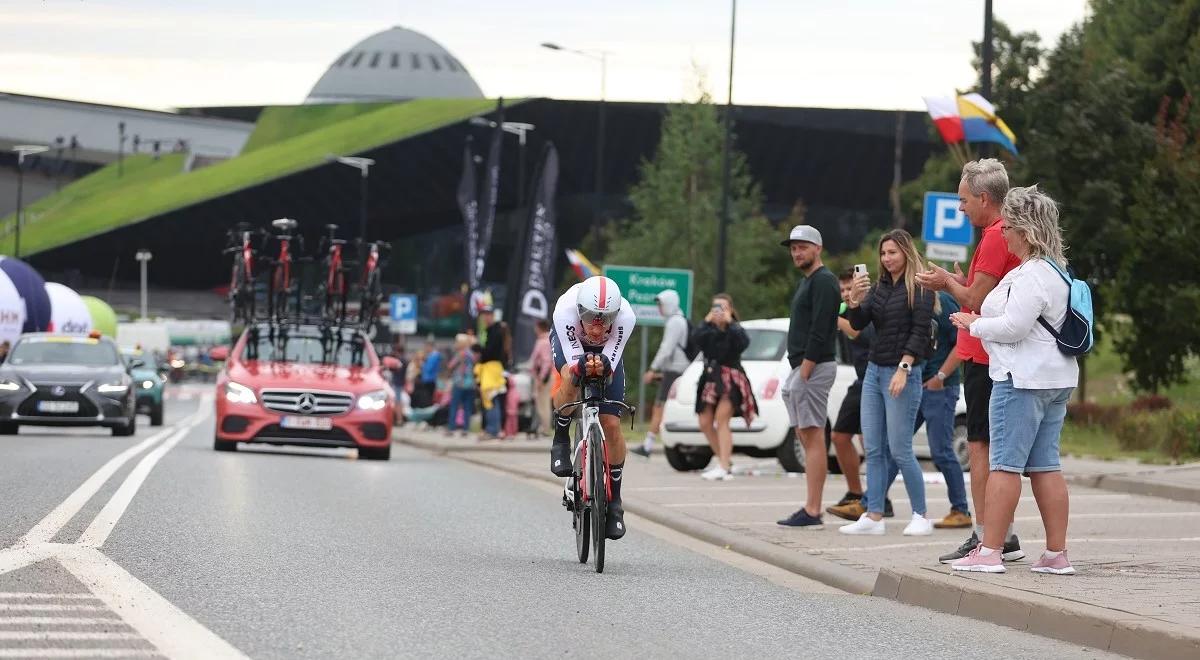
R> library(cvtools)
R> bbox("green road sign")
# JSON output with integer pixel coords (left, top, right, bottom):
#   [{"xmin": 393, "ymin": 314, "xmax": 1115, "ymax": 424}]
[{"xmin": 602, "ymin": 265, "xmax": 694, "ymax": 327}]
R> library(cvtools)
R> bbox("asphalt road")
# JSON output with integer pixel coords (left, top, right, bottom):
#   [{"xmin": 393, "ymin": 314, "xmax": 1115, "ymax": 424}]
[{"xmin": 0, "ymin": 388, "xmax": 1122, "ymax": 659}]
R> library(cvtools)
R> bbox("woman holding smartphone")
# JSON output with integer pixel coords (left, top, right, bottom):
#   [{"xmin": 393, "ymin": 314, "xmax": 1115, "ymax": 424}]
[
  {"xmin": 840, "ymin": 229, "xmax": 937, "ymax": 536},
  {"xmin": 692, "ymin": 294, "xmax": 757, "ymax": 481}
]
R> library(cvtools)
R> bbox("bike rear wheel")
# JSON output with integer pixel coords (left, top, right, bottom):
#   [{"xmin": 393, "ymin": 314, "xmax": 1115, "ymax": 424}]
[{"xmin": 589, "ymin": 425, "xmax": 607, "ymax": 574}]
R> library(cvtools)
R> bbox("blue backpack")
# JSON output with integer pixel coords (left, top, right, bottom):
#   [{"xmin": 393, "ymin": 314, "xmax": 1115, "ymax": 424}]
[{"xmin": 1038, "ymin": 260, "xmax": 1094, "ymax": 356}]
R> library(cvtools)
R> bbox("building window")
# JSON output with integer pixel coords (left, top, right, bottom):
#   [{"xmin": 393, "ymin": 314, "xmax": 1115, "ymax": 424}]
[
  {"xmin": 428, "ymin": 54, "xmax": 441, "ymax": 71},
  {"xmin": 369, "ymin": 52, "xmax": 381, "ymax": 68},
  {"xmin": 350, "ymin": 51, "xmax": 365, "ymax": 67},
  {"xmin": 444, "ymin": 56, "xmax": 459, "ymax": 72},
  {"xmin": 411, "ymin": 53, "xmax": 421, "ymax": 70},
  {"xmin": 391, "ymin": 52, "xmax": 401, "ymax": 69},
  {"xmin": 335, "ymin": 52, "xmax": 351, "ymax": 67}
]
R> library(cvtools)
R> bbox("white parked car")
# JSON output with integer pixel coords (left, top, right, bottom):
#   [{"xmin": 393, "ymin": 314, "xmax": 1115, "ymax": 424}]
[{"xmin": 659, "ymin": 318, "xmax": 968, "ymax": 473}]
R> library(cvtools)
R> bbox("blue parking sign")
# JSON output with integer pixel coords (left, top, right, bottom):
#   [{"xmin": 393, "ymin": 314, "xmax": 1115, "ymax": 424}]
[
  {"xmin": 389, "ymin": 294, "xmax": 417, "ymax": 334},
  {"xmin": 922, "ymin": 192, "xmax": 972, "ymax": 246}
]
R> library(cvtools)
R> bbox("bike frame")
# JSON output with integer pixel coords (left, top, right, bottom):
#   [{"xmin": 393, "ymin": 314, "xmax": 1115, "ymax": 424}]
[{"xmin": 326, "ymin": 243, "xmax": 343, "ymax": 294}]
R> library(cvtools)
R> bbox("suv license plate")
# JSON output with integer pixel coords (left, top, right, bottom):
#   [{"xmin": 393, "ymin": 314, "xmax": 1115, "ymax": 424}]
[
  {"xmin": 38, "ymin": 401, "xmax": 79, "ymax": 413},
  {"xmin": 281, "ymin": 416, "xmax": 332, "ymax": 431}
]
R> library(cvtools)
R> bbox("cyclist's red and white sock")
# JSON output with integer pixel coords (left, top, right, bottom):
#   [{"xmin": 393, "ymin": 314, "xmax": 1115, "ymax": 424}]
[{"xmin": 610, "ymin": 462, "xmax": 624, "ymax": 503}]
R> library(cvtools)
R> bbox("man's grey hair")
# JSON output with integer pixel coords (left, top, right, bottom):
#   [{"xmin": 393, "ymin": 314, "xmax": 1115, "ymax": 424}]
[{"xmin": 961, "ymin": 158, "xmax": 1010, "ymax": 207}]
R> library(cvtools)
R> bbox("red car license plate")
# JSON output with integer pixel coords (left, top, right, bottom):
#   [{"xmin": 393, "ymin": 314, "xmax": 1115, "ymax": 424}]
[{"xmin": 281, "ymin": 416, "xmax": 333, "ymax": 431}]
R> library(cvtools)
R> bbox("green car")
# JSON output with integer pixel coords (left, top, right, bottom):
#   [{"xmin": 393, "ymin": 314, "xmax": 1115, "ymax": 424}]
[{"xmin": 122, "ymin": 349, "xmax": 165, "ymax": 426}]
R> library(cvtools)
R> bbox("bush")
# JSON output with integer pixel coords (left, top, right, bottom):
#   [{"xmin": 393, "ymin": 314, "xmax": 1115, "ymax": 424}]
[
  {"xmin": 1159, "ymin": 409, "xmax": 1200, "ymax": 461},
  {"xmin": 1130, "ymin": 394, "xmax": 1173, "ymax": 413},
  {"xmin": 1114, "ymin": 412, "xmax": 1165, "ymax": 451},
  {"xmin": 1067, "ymin": 401, "xmax": 1126, "ymax": 427}
]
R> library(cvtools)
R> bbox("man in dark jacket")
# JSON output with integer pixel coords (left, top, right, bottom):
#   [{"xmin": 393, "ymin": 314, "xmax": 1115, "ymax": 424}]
[{"xmin": 776, "ymin": 225, "xmax": 840, "ymax": 530}]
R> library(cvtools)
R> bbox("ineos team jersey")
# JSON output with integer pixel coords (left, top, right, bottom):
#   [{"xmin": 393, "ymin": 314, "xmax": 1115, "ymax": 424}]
[{"xmin": 552, "ymin": 283, "xmax": 637, "ymax": 367}]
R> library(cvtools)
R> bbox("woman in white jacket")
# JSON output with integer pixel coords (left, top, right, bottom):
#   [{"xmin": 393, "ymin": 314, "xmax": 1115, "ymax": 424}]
[{"xmin": 947, "ymin": 185, "xmax": 1079, "ymax": 575}]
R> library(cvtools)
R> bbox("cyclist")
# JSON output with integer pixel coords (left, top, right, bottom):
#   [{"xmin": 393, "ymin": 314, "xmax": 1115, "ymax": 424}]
[{"xmin": 549, "ymin": 275, "xmax": 636, "ymax": 540}]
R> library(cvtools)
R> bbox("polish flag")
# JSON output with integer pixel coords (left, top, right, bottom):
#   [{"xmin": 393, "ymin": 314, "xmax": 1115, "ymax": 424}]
[{"xmin": 923, "ymin": 96, "xmax": 965, "ymax": 145}]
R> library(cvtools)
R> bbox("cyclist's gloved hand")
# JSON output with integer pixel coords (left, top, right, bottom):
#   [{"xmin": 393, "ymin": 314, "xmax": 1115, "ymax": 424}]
[
  {"xmin": 596, "ymin": 354, "xmax": 614, "ymax": 384},
  {"xmin": 569, "ymin": 354, "xmax": 589, "ymax": 385}
]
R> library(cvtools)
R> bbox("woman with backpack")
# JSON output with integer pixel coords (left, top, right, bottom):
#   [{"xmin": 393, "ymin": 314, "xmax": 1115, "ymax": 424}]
[
  {"xmin": 444, "ymin": 334, "xmax": 476, "ymax": 436},
  {"xmin": 948, "ymin": 185, "xmax": 1079, "ymax": 575},
  {"xmin": 692, "ymin": 293, "xmax": 757, "ymax": 481}
]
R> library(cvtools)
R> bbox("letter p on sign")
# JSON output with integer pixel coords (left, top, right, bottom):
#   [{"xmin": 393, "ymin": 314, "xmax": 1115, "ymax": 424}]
[{"xmin": 922, "ymin": 192, "xmax": 972, "ymax": 246}]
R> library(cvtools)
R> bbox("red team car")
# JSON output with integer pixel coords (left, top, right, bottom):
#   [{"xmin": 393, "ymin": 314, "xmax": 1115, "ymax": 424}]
[{"xmin": 212, "ymin": 323, "xmax": 398, "ymax": 460}]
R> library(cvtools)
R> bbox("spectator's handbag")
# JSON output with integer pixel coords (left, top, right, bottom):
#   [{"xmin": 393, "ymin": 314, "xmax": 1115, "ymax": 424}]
[{"xmin": 1038, "ymin": 260, "xmax": 1095, "ymax": 356}]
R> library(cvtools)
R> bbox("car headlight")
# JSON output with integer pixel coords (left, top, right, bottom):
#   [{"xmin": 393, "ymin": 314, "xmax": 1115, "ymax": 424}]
[
  {"xmin": 97, "ymin": 382, "xmax": 130, "ymax": 395},
  {"xmin": 0, "ymin": 379, "xmax": 22, "ymax": 392},
  {"xmin": 225, "ymin": 381, "xmax": 257, "ymax": 405},
  {"xmin": 356, "ymin": 389, "xmax": 390, "ymax": 411},
  {"xmin": 141, "ymin": 380, "xmax": 155, "ymax": 390}
]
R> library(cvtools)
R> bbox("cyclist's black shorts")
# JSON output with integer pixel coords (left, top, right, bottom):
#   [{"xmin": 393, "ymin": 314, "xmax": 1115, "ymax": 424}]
[{"xmin": 550, "ymin": 328, "xmax": 627, "ymax": 417}]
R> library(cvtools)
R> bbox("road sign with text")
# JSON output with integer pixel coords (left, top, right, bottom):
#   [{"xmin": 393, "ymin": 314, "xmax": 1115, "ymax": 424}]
[
  {"xmin": 602, "ymin": 265, "xmax": 693, "ymax": 327},
  {"xmin": 389, "ymin": 294, "xmax": 417, "ymax": 335}
]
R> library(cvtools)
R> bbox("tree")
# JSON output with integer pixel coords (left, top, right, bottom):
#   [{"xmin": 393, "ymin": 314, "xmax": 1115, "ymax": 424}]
[
  {"xmin": 1114, "ymin": 96, "xmax": 1200, "ymax": 391},
  {"xmin": 603, "ymin": 88, "xmax": 790, "ymax": 320}
]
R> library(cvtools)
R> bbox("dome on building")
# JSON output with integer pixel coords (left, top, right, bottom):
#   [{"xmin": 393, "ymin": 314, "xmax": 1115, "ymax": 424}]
[{"xmin": 306, "ymin": 26, "xmax": 484, "ymax": 104}]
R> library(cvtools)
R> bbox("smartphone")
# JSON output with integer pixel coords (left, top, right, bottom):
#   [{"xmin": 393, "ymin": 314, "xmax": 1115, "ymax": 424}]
[{"xmin": 853, "ymin": 263, "xmax": 868, "ymax": 277}]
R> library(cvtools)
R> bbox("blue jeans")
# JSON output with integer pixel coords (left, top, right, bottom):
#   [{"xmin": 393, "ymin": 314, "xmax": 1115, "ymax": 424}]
[
  {"xmin": 484, "ymin": 394, "xmax": 503, "ymax": 436},
  {"xmin": 861, "ymin": 362, "xmax": 925, "ymax": 516},
  {"xmin": 920, "ymin": 386, "xmax": 969, "ymax": 514},
  {"xmin": 990, "ymin": 378, "xmax": 1073, "ymax": 473},
  {"xmin": 448, "ymin": 386, "xmax": 475, "ymax": 431}
]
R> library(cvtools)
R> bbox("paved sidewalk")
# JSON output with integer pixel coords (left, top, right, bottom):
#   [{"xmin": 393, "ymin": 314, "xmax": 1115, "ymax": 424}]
[
  {"xmin": 398, "ymin": 427, "xmax": 1200, "ymax": 659},
  {"xmin": 1069, "ymin": 463, "xmax": 1200, "ymax": 505}
]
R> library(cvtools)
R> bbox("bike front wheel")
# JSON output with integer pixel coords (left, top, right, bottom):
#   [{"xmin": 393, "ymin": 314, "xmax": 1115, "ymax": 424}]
[
  {"xmin": 589, "ymin": 425, "xmax": 607, "ymax": 574},
  {"xmin": 573, "ymin": 473, "xmax": 589, "ymax": 564}
]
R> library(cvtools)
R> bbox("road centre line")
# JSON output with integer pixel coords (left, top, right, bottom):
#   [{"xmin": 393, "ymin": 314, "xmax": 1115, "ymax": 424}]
[
  {"xmin": 56, "ymin": 545, "xmax": 247, "ymax": 660},
  {"xmin": 20, "ymin": 411, "xmax": 203, "ymax": 546},
  {"xmin": 0, "ymin": 651, "xmax": 160, "ymax": 658},
  {"xmin": 0, "ymin": 631, "xmax": 140, "ymax": 640},
  {"xmin": 0, "ymin": 617, "xmax": 121, "ymax": 625},
  {"xmin": 0, "ymin": 604, "xmax": 106, "ymax": 612},
  {"xmin": 0, "ymin": 545, "xmax": 60, "ymax": 578},
  {"xmin": 79, "ymin": 405, "xmax": 210, "ymax": 548},
  {"xmin": 0, "ymin": 593, "xmax": 99, "ymax": 600}
]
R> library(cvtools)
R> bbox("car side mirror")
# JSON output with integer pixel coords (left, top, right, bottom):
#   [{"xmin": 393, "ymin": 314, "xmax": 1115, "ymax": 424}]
[
  {"xmin": 130, "ymin": 359, "xmax": 146, "ymax": 370},
  {"xmin": 382, "ymin": 356, "xmax": 401, "ymax": 371},
  {"xmin": 209, "ymin": 346, "xmax": 229, "ymax": 362}
]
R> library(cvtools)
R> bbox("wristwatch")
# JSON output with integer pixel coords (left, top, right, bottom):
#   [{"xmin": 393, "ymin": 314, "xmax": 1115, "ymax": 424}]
[
  {"xmin": 936, "ymin": 371, "xmax": 947, "ymax": 381},
  {"xmin": 899, "ymin": 362, "xmax": 912, "ymax": 372}
]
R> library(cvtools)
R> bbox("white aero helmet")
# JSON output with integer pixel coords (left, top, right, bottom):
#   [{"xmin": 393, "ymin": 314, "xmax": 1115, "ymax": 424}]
[{"xmin": 576, "ymin": 276, "xmax": 621, "ymax": 329}]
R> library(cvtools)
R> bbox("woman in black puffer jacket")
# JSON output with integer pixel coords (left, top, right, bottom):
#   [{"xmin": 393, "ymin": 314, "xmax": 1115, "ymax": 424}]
[
  {"xmin": 840, "ymin": 229, "xmax": 937, "ymax": 536},
  {"xmin": 692, "ymin": 293, "xmax": 757, "ymax": 482}
]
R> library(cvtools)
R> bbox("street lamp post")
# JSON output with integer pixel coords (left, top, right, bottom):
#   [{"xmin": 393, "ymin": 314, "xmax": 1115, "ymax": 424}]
[
  {"xmin": 469, "ymin": 118, "xmax": 536, "ymax": 205},
  {"xmin": 541, "ymin": 42, "xmax": 609, "ymax": 196},
  {"xmin": 328, "ymin": 156, "xmax": 375, "ymax": 245},
  {"xmin": 716, "ymin": 0, "xmax": 737, "ymax": 294},
  {"xmin": 12, "ymin": 145, "xmax": 48, "ymax": 258},
  {"xmin": 118, "ymin": 121, "xmax": 126, "ymax": 177},
  {"xmin": 135, "ymin": 250, "xmax": 152, "ymax": 320}
]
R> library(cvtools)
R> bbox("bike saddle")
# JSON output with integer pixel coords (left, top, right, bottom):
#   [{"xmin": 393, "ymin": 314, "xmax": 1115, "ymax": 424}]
[{"xmin": 272, "ymin": 218, "xmax": 298, "ymax": 232}]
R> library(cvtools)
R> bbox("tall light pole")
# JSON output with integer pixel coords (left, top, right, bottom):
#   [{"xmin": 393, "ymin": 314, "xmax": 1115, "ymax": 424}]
[
  {"xmin": 12, "ymin": 145, "xmax": 48, "ymax": 259},
  {"xmin": 979, "ymin": 0, "xmax": 995, "ymax": 159},
  {"xmin": 135, "ymin": 250, "xmax": 152, "ymax": 320},
  {"xmin": 328, "ymin": 155, "xmax": 375, "ymax": 246},
  {"xmin": 716, "ymin": 0, "xmax": 737, "ymax": 293},
  {"xmin": 117, "ymin": 121, "xmax": 126, "ymax": 177},
  {"xmin": 469, "ymin": 117, "xmax": 536, "ymax": 205},
  {"xmin": 541, "ymin": 42, "xmax": 610, "ymax": 196}
]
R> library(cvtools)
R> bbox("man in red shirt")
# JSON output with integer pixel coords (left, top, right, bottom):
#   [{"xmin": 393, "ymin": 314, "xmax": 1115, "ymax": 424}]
[{"xmin": 916, "ymin": 159, "xmax": 1024, "ymax": 564}]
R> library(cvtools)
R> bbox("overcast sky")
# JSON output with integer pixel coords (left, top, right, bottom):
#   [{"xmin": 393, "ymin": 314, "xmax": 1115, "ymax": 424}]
[{"xmin": 1, "ymin": 0, "xmax": 1087, "ymax": 111}]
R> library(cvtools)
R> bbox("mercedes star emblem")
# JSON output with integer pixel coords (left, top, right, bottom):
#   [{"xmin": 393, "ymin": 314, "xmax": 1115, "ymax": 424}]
[{"xmin": 297, "ymin": 393, "xmax": 317, "ymax": 413}]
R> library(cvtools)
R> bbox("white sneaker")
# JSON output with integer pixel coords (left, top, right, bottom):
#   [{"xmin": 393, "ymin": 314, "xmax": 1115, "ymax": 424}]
[
  {"xmin": 903, "ymin": 513, "xmax": 934, "ymax": 536},
  {"xmin": 839, "ymin": 513, "xmax": 886, "ymax": 535},
  {"xmin": 701, "ymin": 466, "xmax": 732, "ymax": 481}
]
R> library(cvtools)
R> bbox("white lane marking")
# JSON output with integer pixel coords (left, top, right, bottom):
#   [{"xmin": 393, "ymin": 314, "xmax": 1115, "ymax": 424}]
[
  {"xmin": 0, "ymin": 593, "xmax": 98, "ymax": 600},
  {"xmin": 0, "ymin": 651, "xmax": 160, "ymax": 658},
  {"xmin": 801, "ymin": 536, "xmax": 1200, "ymax": 553},
  {"xmin": 57, "ymin": 545, "xmax": 247, "ymax": 660},
  {"xmin": 78, "ymin": 407, "xmax": 209, "ymax": 548},
  {"xmin": 20, "ymin": 422, "xmax": 187, "ymax": 546},
  {"xmin": 0, "ymin": 631, "xmax": 140, "ymax": 640},
  {"xmin": 669, "ymin": 494, "xmax": 1134, "ymax": 508},
  {"xmin": 0, "ymin": 617, "xmax": 121, "ymax": 624},
  {"xmin": 0, "ymin": 604, "xmax": 106, "ymax": 612},
  {"xmin": 0, "ymin": 544, "xmax": 62, "ymax": 578}
]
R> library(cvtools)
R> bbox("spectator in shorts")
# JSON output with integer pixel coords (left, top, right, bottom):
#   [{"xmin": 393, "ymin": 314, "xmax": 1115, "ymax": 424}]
[
  {"xmin": 633, "ymin": 289, "xmax": 692, "ymax": 458},
  {"xmin": 826, "ymin": 268, "xmax": 896, "ymax": 521},
  {"xmin": 693, "ymin": 294, "xmax": 757, "ymax": 481},
  {"xmin": 950, "ymin": 185, "xmax": 1078, "ymax": 575},
  {"xmin": 839, "ymin": 229, "xmax": 935, "ymax": 536},
  {"xmin": 776, "ymin": 225, "xmax": 840, "ymax": 529},
  {"xmin": 916, "ymin": 159, "xmax": 1025, "ymax": 562}
]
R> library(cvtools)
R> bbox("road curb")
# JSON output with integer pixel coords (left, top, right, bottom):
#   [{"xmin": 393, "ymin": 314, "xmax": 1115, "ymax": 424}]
[
  {"xmin": 441, "ymin": 450, "xmax": 876, "ymax": 595},
  {"xmin": 874, "ymin": 567, "xmax": 1200, "ymax": 660},
  {"xmin": 1067, "ymin": 473, "xmax": 1200, "ymax": 505},
  {"xmin": 395, "ymin": 434, "xmax": 547, "ymax": 454}
]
